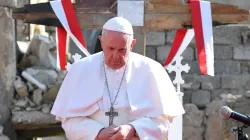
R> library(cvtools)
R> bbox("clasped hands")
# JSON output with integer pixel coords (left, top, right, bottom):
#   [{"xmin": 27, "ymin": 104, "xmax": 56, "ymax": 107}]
[{"xmin": 96, "ymin": 124, "xmax": 139, "ymax": 140}]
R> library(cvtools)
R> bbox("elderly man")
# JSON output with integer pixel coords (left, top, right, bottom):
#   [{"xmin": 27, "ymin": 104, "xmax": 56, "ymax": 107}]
[{"xmin": 51, "ymin": 16, "xmax": 185, "ymax": 140}]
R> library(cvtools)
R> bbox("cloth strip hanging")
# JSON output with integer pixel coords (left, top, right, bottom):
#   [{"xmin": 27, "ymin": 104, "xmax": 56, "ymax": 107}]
[
  {"xmin": 50, "ymin": 0, "xmax": 91, "ymax": 70},
  {"xmin": 164, "ymin": 0, "xmax": 214, "ymax": 76}
]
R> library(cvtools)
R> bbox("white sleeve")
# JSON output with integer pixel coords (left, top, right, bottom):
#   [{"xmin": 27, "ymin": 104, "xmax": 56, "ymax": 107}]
[
  {"xmin": 61, "ymin": 116, "xmax": 105, "ymax": 140},
  {"xmin": 129, "ymin": 115, "xmax": 173, "ymax": 140}
]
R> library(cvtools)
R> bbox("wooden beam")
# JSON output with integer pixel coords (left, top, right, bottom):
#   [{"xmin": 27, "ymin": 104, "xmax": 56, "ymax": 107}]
[
  {"xmin": 12, "ymin": 111, "xmax": 60, "ymax": 130},
  {"xmin": 12, "ymin": 111, "xmax": 64, "ymax": 137},
  {"xmin": 132, "ymin": 27, "xmax": 146, "ymax": 55},
  {"xmin": 16, "ymin": 126, "xmax": 64, "ymax": 138},
  {"xmin": 12, "ymin": 1, "xmax": 249, "ymax": 30},
  {"xmin": 146, "ymin": 0, "xmax": 185, "ymax": 5}
]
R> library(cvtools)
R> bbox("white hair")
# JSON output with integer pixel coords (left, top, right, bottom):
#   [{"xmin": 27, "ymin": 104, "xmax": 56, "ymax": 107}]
[{"xmin": 101, "ymin": 29, "xmax": 133, "ymax": 46}]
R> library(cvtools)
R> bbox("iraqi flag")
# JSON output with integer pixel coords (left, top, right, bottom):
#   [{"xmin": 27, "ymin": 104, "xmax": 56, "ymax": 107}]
[
  {"xmin": 50, "ymin": 0, "xmax": 91, "ymax": 70},
  {"xmin": 164, "ymin": 0, "xmax": 214, "ymax": 76}
]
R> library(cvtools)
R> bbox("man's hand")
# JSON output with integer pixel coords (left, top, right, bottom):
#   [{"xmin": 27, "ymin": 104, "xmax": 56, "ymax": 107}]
[
  {"xmin": 109, "ymin": 124, "xmax": 136, "ymax": 140},
  {"xmin": 96, "ymin": 125, "xmax": 120, "ymax": 140}
]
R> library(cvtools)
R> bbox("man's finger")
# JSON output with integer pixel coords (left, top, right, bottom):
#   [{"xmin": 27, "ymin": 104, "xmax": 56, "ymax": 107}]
[
  {"xmin": 131, "ymin": 136, "xmax": 140, "ymax": 140},
  {"xmin": 110, "ymin": 127, "xmax": 120, "ymax": 134},
  {"xmin": 109, "ymin": 132, "xmax": 120, "ymax": 140}
]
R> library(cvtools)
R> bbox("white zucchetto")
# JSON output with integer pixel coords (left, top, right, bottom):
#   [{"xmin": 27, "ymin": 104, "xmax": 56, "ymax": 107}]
[{"xmin": 103, "ymin": 16, "xmax": 133, "ymax": 35}]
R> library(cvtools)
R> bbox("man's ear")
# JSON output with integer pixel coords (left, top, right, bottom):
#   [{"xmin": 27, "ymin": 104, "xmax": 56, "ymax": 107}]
[
  {"xmin": 98, "ymin": 36, "xmax": 104, "ymax": 50},
  {"xmin": 130, "ymin": 39, "xmax": 136, "ymax": 51}
]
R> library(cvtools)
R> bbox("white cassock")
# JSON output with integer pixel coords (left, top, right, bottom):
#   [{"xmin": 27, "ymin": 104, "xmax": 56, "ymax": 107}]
[{"xmin": 51, "ymin": 51, "xmax": 185, "ymax": 140}]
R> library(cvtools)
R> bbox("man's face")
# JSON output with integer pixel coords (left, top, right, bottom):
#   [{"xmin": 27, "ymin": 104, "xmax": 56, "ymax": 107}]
[{"xmin": 99, "ymin": 30, "xmax": 136, "ymax": 70}]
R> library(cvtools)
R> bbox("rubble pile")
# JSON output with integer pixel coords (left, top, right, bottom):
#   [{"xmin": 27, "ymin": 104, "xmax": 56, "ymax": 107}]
[
  {"xmin": 12, "ymin": 34, "xmax": 67, "ymax": 114},
  {"xmin": 0, "ymin": 125, "xmax": 10, "ymax": 140}
]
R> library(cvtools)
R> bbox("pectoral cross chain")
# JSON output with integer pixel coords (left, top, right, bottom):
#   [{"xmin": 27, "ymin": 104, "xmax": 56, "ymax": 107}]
[{"xmin": 105, "ymin": 106, "xmax": 118, "ymax": 125}]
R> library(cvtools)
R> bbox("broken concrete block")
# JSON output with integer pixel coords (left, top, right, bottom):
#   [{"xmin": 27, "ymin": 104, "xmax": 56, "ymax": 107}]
[
  {"xmin": 14, "ymin": 99, "xmax": 28, "ymax": 107},
  {"xmin": 14, "ymin": 76, "xmax": 28, "ymax": 97},
  {"xmin": 0, "ymin": 125, "xmax": 3, "ymax": 135},
  {"xmin": 32, "ymin": 89, "xmax": 43, "ymax": 106},
  {"xmin": 42, "ymin": 105, "xmax": 51, "ymax": 114},
  {"xmin": 25, "ymin": 68, "xmax": 58, "ymax": 86},
  {"xmin": 43, "ymin": 83, "xmax": 62, "ymax": 102},
  {"xmin": 18, "ymin": 34, "xmax": 57, "ymax": 69},
  {"xmin": 0, "ymin": 135, "xmax": 9, "ymax": 140},
  {"xmin": 21, "ymin": 71, "xmax": 47, "ymax": 91},
  {"xmin": 26, "ymin": 82, "xmax": 34, "ymax": 92}
]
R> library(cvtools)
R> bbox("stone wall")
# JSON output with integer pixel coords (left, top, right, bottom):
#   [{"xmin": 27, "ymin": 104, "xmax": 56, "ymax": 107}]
[
  {"xmin": 145, "ymin": 24, "xmax": 250, "ymax": 140},
  {"xmin": 0, "ymin": 0, "xmax": 17, "ymax": 140}
]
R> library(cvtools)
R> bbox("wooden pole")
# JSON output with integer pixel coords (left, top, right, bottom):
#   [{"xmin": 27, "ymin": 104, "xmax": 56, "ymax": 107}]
[{"xmin": 133, "ymin": 27, "xmax": 146, "ymax": 55}]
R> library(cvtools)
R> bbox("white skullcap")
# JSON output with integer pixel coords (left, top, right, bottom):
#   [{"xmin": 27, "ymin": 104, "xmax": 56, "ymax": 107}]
[{"xmin": 103, "ymin": 16, "xmax": 133, "ymax": 35}]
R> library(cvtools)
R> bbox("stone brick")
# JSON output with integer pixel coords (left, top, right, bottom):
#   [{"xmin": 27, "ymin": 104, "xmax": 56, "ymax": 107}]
[
  {"xmin": 166, "ymin": 30, "xmax": 175, "ymax": 44},
  {"xmin": 191, "ymin": 90, "xmax": 211, "ymax": 108},
  {"xmin": 205, "ymin": 100, "xmax": 227, "ymax": 140},
  {"xmin": 208, "ymin": 0, "xmax": 250, "ymax": 10},
  {"xmin": 244, "ymin": 90, "xmax": 250, "ymax": 98},
  {"xmin": 212, "ymin": 25, "xmax": 250, "ymax": 45},
  {"xmin": 183, "ymin": 104, "xmax": 204, "ymax": 127},
  {"xmin": 16, "ymin": 21, "xmax": 29, "ymax": 41},
  {"xmin": 183, "ymin": 104, "xmax": 204, "ymax": 140},
  {"xmin": 167, "ymin": 71, "xmax": 175, "ymax": 82},
  {"xmin": 146, "ymin": 46, "xmax": 156, "ymax": 60},
  {"xmin": 183, "ymin": 126, "xmax": 204, "ymax": 140},
  {"xmin": 182, "ymin": 60, "xmax": 200, "ymax": 74},
  {"xmin": 233, "ymin": 96, "xmax": 250, "ymax": 113},
  {"xmin": 17, "ymin": 0, "xmax": 29, "ymax": 8},
  {"xmin": 185, "ymin": 60, "xmax": 238, "ymax": 75},
  {"xmin": 182, "ymin": 75, "xmax": 201, "ymax": 89},
  {"xmin": 214, "ymin": 61, "xmax": 241, "ymax": 74},
  {"xmin": 221, "ymin": 75, "xmax": 250, "ymax": 89},
  {"xmin": 146, "ymin": 30, "xmax": 165, "ymax": 46},
  {"xmin": 201, "ymin": 75, "xmax": 221, "ymax": 90},
  {"xmin": 214, "ymin": 45, "xmax": 233, "ymax": 60},
  {"xmin": 166, "ymin": 30, "xmax": 195, "ymax": 45},
  {"xmin": 156, "ymin": 46, "xmax": 194, "ymax": 64},
  {"xmin": 211, "ymin": 89, "xmax": 238, "ymax": 100},
  {"xmin": 167, "ymin": 25, "xmax": 250, "ymax": 45},
  {"xmin": 240, "ymin": 61, "xmax": 250, "ymax": 74},
  {"xmin": 0, "ymin": 1, "xmax": 16, "ymax": 8},
  {"xmin": 156, "ymin": 46, "xmax": 170, "ymax": 64},
  {"xmin": 182, "ymin": 47, "xmax": 195, "ymax": 60},
  {"xmin": 234, "ymin": 46, "xmax": 250, "ymax": 60},
  {"xmin": 183, "ymin": 90, "xmax": 192, "ymax": 104},
  {"xmin": 246, "ymin": 80, "xmax": 250, "ymax": 90}
]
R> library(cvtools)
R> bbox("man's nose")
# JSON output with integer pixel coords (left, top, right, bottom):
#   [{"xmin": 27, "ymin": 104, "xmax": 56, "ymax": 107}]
[{"xmin": 112, "ymin": 51, "xmax": 119, "ymax": 59}]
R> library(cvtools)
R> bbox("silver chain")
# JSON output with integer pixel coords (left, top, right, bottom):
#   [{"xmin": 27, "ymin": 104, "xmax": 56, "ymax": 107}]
[{"xmin": 103, "ymin": 58, "xmax": 127, "ymax": 108}]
